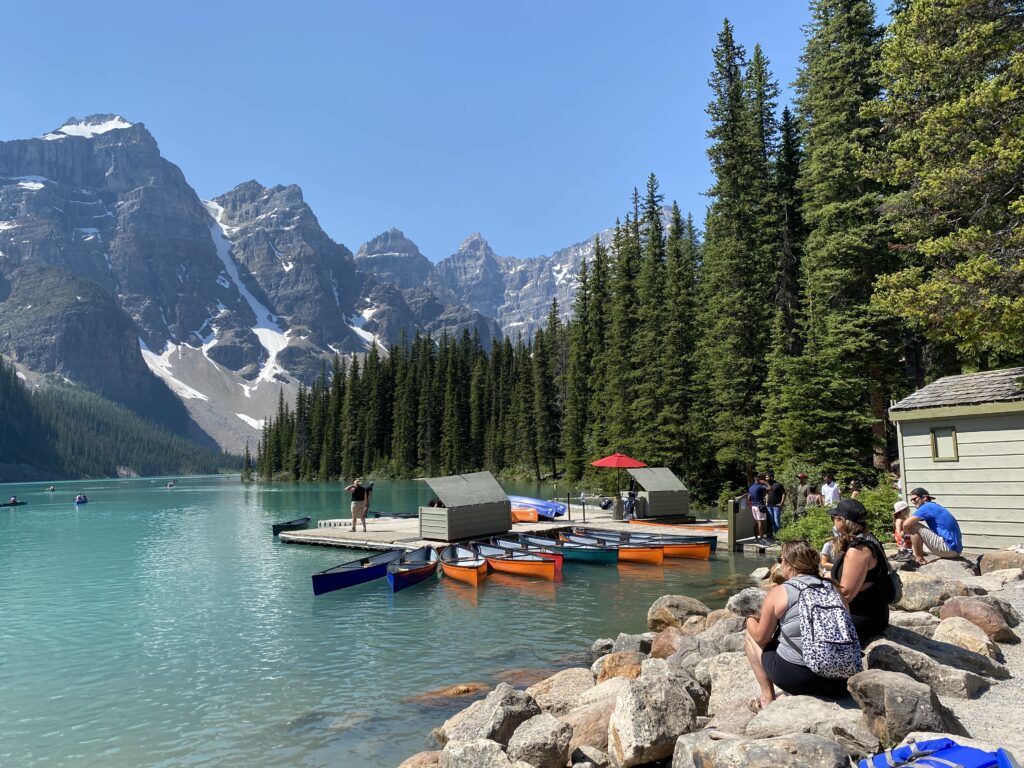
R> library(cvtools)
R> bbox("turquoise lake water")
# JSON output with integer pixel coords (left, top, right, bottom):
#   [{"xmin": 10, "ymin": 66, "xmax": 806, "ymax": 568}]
[{"xmin": 0, "ymin": 475, "xmax": 770, "ymax": 767}]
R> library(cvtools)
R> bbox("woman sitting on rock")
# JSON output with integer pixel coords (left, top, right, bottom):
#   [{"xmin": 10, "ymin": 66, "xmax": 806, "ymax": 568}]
[
  {"xmin": 744, "ymin": 539, "xmax": 851, "ymax": 710},
  {"xmin": 828, "ymin": 498, "xmax": 890, "ymax": 643}
]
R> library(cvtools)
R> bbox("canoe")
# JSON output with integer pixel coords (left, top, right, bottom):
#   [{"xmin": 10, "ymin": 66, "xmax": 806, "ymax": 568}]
[
  {"xmin": 518, "ymin": 534, "xmax": 618, "ymax": 565},
  {"xmin": 474, "ymin": 542, "xmax": 556, "ymax": 580},
  {"xmin": 511, "ymin": 507, "xmax": 540, "ymax": 523},
  {"xmin": 311, "ymin": 549, "xmax": 405, "ymax": 595},
  {"xmin": 559, "ymin": 532, "xmax": 664, "ymax": 565},
  {"xmin": 492, "ymin": 537, "xmax": 564, "ymax": 571},
  {"xmin": 1, "ymin": 501, "xmax": 27, "ymax": 507},
  {"xmin": 573, "ymin": 526, "xmax": 718, "ymax": 555},
  {"xmin": 387, "ymin": 546, "xmax": 439, "ymax": 592},
  {"xmin": 74, "ymin": 498, "xmax": 88, "ymax": 505},
  {"xmin": 272, "ymin": 516, "xmax": 311, "ymax": 536},
  {"xmin": 629, "ymin": 518, "xmax": 728, "ymax": 531},
  {"xmin": 439, "ymin": 544, "xmax": 489, "ymax": 586},
  {"xmin": 507, "ymin": 495, "xmax": 567, "ymax": 520}
]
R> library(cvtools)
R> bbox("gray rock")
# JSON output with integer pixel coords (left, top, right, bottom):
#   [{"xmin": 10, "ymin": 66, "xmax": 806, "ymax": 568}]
[
  {"xmin": 595, "ymin": 651, "xmax": 646, "ymax": 684},
  {"xmin": 571, "ymin": 677, "xmax": 628, "ymax": 710},
  {"xmin": 442, "ymin": 682, "xmax": 541, "ymax": 746},
  {"xmin": 749, "ymin": 566, "xmax": 771, "ymax": 580},
  {"xmin": 672, "ymin": 731, "xmax": 852, "ymax": 768},
  {"xmin": 525, "ymin": 667, "xmax": 595, "ymax": 716},
  {"xmin": 864, "ymin": 639, "xmax": 988, "ymax": 698},
  {"xmin": 895, "ymin": 572, "xmax": 973, "ymax": 612},
  {"xmin": 979, "ymin": 550, "xmax": 1024, "ymax": 575},
  {"xmin": 744, "ymin": 695, "xmax": 877, "ymax": 757},
  {"xmin": 932, "ymin": 616, "xmax": 1003, "ymax": 660},
  {"xmin": 559, "ymin": 696, "xmax": 618, "ymax": 754},
  {"xmin": 571, "ymin": 762, "xmax": 596, "ymax": 768},
  {"xmin": 939, "ymin": 596, "xmax": 1018, "ymax": 643},
  {"xmin": 694, "ymin": 652, "xmax": 761, "ymax": 715},
  {"xmin": 607, "ymin": 658, "xmax": 697, "ymax": 767},
  {"xmin": 703, "ymin": 699, "xmax": 757, "ymax": 735},
  {"xmin": 726, "ymin": 588, "xmax": 765, "ymax": 617},
  {"xmin": 883, "ymin": 625, "xmax": 1010, "ymax": 679},
  {"xmin": 641, "ymin": 658, "xmax": 708, "ymax": 717},
  {"xmin": 506, "ymin": 713, "xmax": 572, "ymax": 768},
  {"xmin": 440, "ymin": 738, "xmax": 512, "ymax": 768},
  {"xmin": 917, "ymin": 557, "xmax": 978, "ymax": 579},
  {"xmin": 611, "ymin": 632, "xmax": 649, "ymax": 654},
  {"xmin": 889, "ymin": 610, "xmax": 941, "ymax": 634},
  {"xmin": 847, "ymin": 670, "xmax": 968, "ymax": 744},
  {"xmin": 647, "ymin": 595, "xmax": 712, "ymax": 632},
  {"xmin": 570, "ymin": 745, "xmax": 610, "ymax": 768},
  {"xmin": 590, "ymin": 638, "xmax": 614, "ymax": 659}
]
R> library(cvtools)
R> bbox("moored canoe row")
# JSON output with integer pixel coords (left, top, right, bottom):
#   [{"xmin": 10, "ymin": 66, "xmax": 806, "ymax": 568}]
[
  {"xmin": 312, "ymin": 548, "xmax": 405, "ymax": 595},
  {"xmin": 439, "ymin": 544, "xmax": 489, "ymax": 586},
  {"xmin": 571, "ymin": 526, "xmax": 718, "ymax": 555},
  {"xmin": 387, "ymin": 545, "xmax": 439, "ymax": 592}
]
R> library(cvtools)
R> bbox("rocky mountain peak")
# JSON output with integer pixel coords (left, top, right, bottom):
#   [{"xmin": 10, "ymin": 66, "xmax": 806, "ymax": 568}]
[
  {"xmin": 456, "ymin": 232, "xmax": 495, "ymax": 259},
  {"xmin": 356, "ymin": 228, "xmax": 423, "ymax": 258},
  {"xmin": 354, "ymin": 229, "xmax": 432, "ymax": 290},
  {"xmin": 43, "ymin": 114, "xmax": 138, "ymax": 141}
]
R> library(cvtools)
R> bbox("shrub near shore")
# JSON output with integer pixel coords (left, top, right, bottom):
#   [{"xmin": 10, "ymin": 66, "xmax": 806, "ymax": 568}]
[{"xmin": 776, "ymin": 486, "xmax": 898, "ymax": 550}]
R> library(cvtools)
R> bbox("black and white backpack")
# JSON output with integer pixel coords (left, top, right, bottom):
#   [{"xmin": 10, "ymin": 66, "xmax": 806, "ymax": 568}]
[{"xmin": 782, "ymin": 577, "xmax": 863, "ymax": 679}]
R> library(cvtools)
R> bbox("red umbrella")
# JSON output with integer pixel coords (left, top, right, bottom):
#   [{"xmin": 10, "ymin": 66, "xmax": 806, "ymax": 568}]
[{"xmin": 590, "ymin": 453, "xmax": 647, "ymax": 494}]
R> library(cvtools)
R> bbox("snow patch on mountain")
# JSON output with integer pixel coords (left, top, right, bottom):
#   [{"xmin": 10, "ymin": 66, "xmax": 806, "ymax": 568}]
[
  {"xmin": 139, "ymin": 341, "xmax": 210, "ymax": 401},
  {"xmin": 13, "ymin": 176, "xmax": 49, "ymax": 191},
  {"xmin": 235, "ymin": 413, "xmax": 264, "ymax": 429},
  {"xmin": 43, "ymin": 116, "xmax": 134, "ymax": 140}
]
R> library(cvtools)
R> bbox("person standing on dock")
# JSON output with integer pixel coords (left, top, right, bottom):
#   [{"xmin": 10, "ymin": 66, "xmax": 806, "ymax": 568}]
[
  {"xmin": 345, "ymin": 477, "xmax": 368, "ymax": 533},
  {"xmin": 748, "ymin": 474, "xmax": 768, "ymax": 543},
  {"xmin": 765, "ymin": 472, "xmax": 786, "ymax": 536}
]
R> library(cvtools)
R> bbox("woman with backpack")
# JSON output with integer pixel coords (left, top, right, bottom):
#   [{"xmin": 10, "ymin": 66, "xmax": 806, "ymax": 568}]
[
  {"xmin": 744, "ymin": 539, "xmax": 861, "ymax": 711},
  {"xmin": 829, "ymin": 498, "xmax": 891, "ymax": 643}
]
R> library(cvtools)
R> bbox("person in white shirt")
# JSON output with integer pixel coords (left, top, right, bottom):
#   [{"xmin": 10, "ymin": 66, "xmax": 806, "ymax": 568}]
[{"xmin": 820, "ymin": 473, "xmax": 841, "ymax": 506}]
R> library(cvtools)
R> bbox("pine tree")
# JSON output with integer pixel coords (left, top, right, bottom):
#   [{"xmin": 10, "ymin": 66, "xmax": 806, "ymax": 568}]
[
  {"xmin": 532, "ymin": 325, "xmax": 559, "ymax": 478},
  {"xmin": 562, "ymin": 258, "xmax": 593, "ymax": 481},
  {"xmin": 866, "ymin": 0, "xmax": 1024, "ymax": 365}
]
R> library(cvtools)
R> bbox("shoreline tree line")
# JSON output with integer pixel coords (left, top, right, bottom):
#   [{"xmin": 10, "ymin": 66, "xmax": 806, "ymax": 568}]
[{"xmin": 257, "ymin": 0, "xmax": 1023, "ymax": 503}]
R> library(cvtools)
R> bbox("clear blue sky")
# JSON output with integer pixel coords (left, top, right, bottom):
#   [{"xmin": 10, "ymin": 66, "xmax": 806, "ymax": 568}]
[{"xmin": 5, "ymin": 1, "xmax": 815, "ymax": 261}]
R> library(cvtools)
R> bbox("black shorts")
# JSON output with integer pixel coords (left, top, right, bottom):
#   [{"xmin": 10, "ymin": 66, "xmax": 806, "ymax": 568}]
[{"xmin": 761, "ymin": 639, "xmax": 850, "ymax": 698}]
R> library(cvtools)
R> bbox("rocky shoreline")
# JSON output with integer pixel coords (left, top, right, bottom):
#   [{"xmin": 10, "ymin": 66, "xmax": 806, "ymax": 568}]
[{"xmin": 399, "ymin": 548, "xmax": 1024, "ymax": 768}]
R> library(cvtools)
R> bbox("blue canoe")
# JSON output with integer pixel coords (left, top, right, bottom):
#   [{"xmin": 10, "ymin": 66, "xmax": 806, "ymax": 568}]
[
  {"xmin": 519, "ymin": 533, "xmax": 619, "ymax": 565},
  {"xmin": 387, "ymin": 546, "xmax": 439, "ymax": 593},
  {"xmin": 507, "ymin": 495, "xmax": 567, "ymax": 520},
  {"xmin": 312, "ymin": 549, "xmax": 405, "ymax": 595}
]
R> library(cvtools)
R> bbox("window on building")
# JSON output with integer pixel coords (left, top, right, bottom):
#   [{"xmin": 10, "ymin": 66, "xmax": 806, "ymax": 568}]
[{"xmin": 930, "ymin": 426, "xmax": 958, "ymax": 462}]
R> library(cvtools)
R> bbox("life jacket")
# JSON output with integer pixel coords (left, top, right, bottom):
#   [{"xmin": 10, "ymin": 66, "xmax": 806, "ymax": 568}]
[{"xmin": 858, "ymin": 737, "xmax": 1020, "ymax": 768}]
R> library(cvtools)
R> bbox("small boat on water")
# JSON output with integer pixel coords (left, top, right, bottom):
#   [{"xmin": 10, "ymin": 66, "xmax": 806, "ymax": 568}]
[
  {"xmin": 439, "ymin": 544, "xmax": 490, "ymax": 586},
  {"xmin": 507, "ymin": 495, "xmax": 567, "ymax": 520},
  {"xmin": 272, "ymin": 516, "xmax": 311, "ymax": 536},
  {"xmin": 312, "ymin": 549, "xmax": 405, "ymax": 595},
  {"xmin": 1, "ymin": 500, "xmax": 27, "ymax": 507},
  {"xmin": 387, "ymin": 546, "xmax": 439, "ymax": 592},
  {"xmin": 518, "ymin": 533, "xmax": 619, "ymax": 565},
  {"xmin": 573, "ymin": 528, "xmax": 716, "ymax": 557},
  {"xmin": 511, "ymin": 507, "xmax": 540, "ymax": 523},
  {"xmin": 492, "ymin": 537, "xmax": 564, "ymax": 571},
  {"xmin": 74, "ymin": 495, "xmax": 88, "ymax": 505},
  {"xmin": 473, "ymin": 542, "xmax": 556, "ymax": 580},
  {"xmin": 559, "ymin": 532, "xmax": 665, "ymax": 565}
]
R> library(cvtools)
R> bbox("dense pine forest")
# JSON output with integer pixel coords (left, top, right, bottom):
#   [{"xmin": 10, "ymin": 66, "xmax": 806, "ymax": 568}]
[
  {"xmin": 261, "ymin": 0, "xmax": 1023, "ymax": 502},
  {"xmin": 0, "ymin": 357, "xmax": 240, "ymax": 479}
]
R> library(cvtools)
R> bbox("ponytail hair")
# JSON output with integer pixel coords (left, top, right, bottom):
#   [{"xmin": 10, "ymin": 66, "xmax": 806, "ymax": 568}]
[{"xmin": 832, "ymin": 516, "xmax": 866, "ymax": 558}]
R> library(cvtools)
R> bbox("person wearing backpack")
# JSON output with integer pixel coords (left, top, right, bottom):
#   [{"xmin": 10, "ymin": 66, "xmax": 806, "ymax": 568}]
[
  {"xmin": 829, "ymin": 498, "xmax": 891, "ymax": 643},
  {"xmin": 743, "ymin": 539, "xmax": 860, "ymax": 711}
]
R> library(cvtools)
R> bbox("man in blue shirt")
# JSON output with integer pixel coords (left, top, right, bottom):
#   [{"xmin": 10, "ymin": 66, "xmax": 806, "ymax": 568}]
[
  {"xmin": 903, "ymin": 487, "xmax": 963, "ymax": 565},
  {"xmin": 748, "ymin": 474, "xmax": 768, "ymax": 543}
]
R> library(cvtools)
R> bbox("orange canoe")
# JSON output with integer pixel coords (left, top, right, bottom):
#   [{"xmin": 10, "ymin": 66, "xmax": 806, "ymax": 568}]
[
  {"xmin": 511, "ymin": 507, "xmax": 540, "ymax": 523},
  {"xmin": 662, "ymin": 542, "xmax": 712, "ymax": 560},
  {"xmin": 475, "ymin": 543, "xmax": 556, "ymax": 580},
  {"xmin": 616, "ymin": 546, "xmax": 664, "ymax": 565},
  {"xmin": 439, "ymin": 544, "xmax": 489, "ymax": 586}
]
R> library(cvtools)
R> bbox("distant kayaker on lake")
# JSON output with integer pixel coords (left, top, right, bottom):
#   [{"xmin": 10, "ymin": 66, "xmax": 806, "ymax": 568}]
[{"xmin": 346, "ymin": 477, "xmax": 368, "ymax": 532}]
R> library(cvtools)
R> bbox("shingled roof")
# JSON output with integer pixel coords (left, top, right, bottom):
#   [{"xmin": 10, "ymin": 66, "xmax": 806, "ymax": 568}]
[{"xmin": 890, "ymin": 367, "xmax": 1024, "ymax": 412}]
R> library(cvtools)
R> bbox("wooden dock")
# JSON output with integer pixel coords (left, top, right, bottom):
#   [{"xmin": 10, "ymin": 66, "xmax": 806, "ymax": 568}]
[{"xmin": 278, "ymin": 504, "xmax": 727, "ymax": 551}]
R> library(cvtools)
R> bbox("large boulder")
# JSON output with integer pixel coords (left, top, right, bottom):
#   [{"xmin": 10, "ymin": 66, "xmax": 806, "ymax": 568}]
[
  {"xmin": 570, "ymin": 745, "xmax": 611, "ymax": 768},
  {"xmin": 940, "ymin": 597, "xmax": 1018, "ymax": 643},
  {"xmin": 398, "ymin": 751, "xmax": 442, "ymax": 768},
  {"xmin": 704, "ymin": 699, "xmax": 757, "ymax": 736},
  {"xmin": 705, "ymin": 608, "xmax": 739, "ymax": 629},
  {"xmin": 590, "ymin": 638, "xmax": 614, "ymax": 659},
  {"xmin": 441, "ymin": 682, "xmax": 541, "ymax": 746},
  {"xmin": 979, "ymin": 550, "xmax": 1024, "ymax": 575},
  {"xmin": 932, "ymin": 616, "xmax": 1003, "ymax": 660},
  {"xmin": 672, "ymin": 731, "xmax": 852, "ymax": 768},
  {"xmin": 883, "ymin": 625, "xmax": 1010, "ymax": 679},
  {"xmin": 526, "ymin": 668, "xmax": 595, "ymax": 716},
  {"xmin": 694, "ymin": 652, "xmax": 761, "ymax": 715},
  {"xmin": 651, "ymin": 626, "xmax": 691, "ymax": 659},
  {"xmin": 847, "ymin": 670, "xmax": 968, "ymax": 744},
  {"xmin": 506, "ymin": 713, "xmax": 572, "ymax": 768},
  {"xmin": 726, "ymin": 588, "xmax": 765, "ymax": 617},
  {"xmin": 607, "ymin": 659, "xmax": 697, "ymax": 767},
  {"xmin": 864, "ymin": 639, "xmax": 988, "ymax": 699},
  {"xmin": 888, "ymin": 610, "xmax": 941, "ymax": 638},
  {"xmin": 560, "ymin": 700, "xmax": 618, "ymax": 754},
  {"xmin": 744, "ymin": 695, "xmax": 877, "ymax": 757},
  {"xmin": 440, "ymin": 738, "xmax": 513, "ymax": 768},
  {"xmin": 640, "ymin": 658, "xmax": 708, "ymax": 717},
  {"xmin": 595, "ymin": 651, "xmax": 646, "ymax": 684},
  {"xmin": 976, "ymin": 594, "xmax": 1022, "ymax": 627},
  {"xmin": 647, "ymin": 595, "xmax": 711, "ymax": 632},
  {"xmin": 611, "ymin": 632, "xmax": 652, "ymax": 654},
  {"xmin": 917, "ymin": 557, "xmax": 977, "ymax": 579},
  {"xmin": 572, "ymin": 677, "xmax": 629, "ymax": 710},
  {"xmin": 749, "ymin": 566, "xmax": 771, "ymax": 580},
  {"xmin": 895, "ymin": 572, "xmax": 972, "ymax": 612}
]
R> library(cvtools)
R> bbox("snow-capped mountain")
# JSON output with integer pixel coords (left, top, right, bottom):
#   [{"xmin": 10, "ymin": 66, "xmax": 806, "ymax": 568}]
[{"xmin": 0, "ymin": 114, "xmax": 618, "ymax": 451}]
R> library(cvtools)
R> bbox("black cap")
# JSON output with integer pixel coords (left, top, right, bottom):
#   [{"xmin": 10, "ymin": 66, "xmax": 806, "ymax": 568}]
[
  {"xmin": 910, "ymin": 487, "xmax": 931, "ymax": 498},
  {"xmin": 832, "ymin": 498, "xmax": 867, "ymax": 524},
  {"xmin": 766, "ymin": 471, "xmax": 775, "ymax": 478}
]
